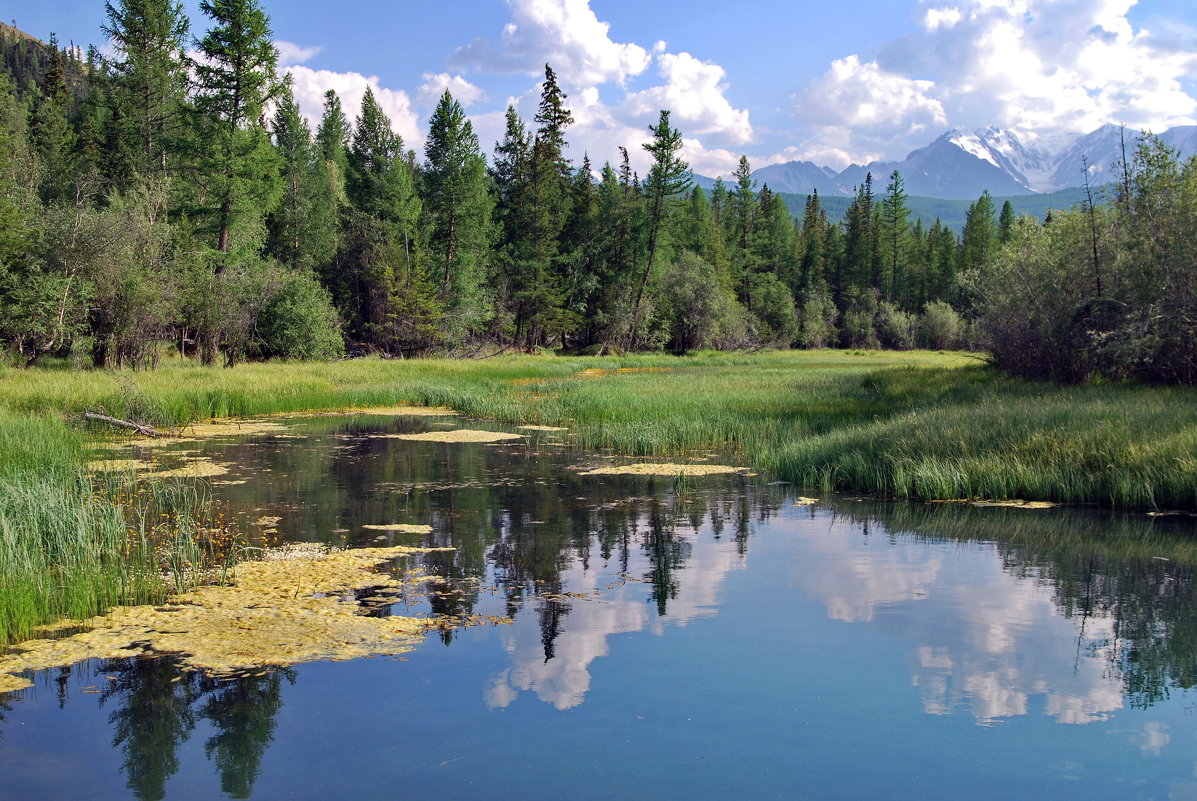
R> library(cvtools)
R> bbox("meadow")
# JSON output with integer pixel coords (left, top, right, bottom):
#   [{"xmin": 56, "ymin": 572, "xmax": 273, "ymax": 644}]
[{"xmin": 2, "ymin": 349, "xmax": 1195, "ymax": 641}]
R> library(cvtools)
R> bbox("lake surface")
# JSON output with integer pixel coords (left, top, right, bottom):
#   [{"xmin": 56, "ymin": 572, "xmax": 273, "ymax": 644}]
[{"xmin": 2, "ymin": 412, "xmax": 1196, "ymax": 800}]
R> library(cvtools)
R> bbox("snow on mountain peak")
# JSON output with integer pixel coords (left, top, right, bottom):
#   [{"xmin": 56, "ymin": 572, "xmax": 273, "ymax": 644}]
[{"xmin": 944, "ymin": 130, "xmax": 1001, "ymax": 168}]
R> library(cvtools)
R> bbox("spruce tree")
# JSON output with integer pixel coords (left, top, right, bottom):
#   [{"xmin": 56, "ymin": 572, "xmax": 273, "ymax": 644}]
[
  {"xmin": 345, "ymin": 87, "xmax": 433, "ymax": 353},
  {"xmin": 267, "ymin": 81, "xmax": 337, "ymax": 272},
  {"xmin": 960, "ymin": 190, "xmax": 998, "ymax": 276},
  {"xmin": 878, "ymin": 170, "xmax": 911, "ymax": 304},
  {"xmin": 422, "ymin": 89, "xmax": 494, "ymax": 344},
  {"xmin": 191, "ymin": 0, "xmax": 282, "ymax": 257},
  {"xmin": 31, "ymin": 34, "xmax": 78, "ymax": 203},
  {"xmin": 630, "ymin": 109, "xmax": 690, "ymax": 335},
  {"xmin": 102, "ymin": 0, "xmax": 189, "ymax": 183}
]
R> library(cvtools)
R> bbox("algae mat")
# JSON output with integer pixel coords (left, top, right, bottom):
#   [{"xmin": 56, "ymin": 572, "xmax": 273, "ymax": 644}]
[
  {"xmin": 383, "ymin": 430, "xmax": 526, "ymax": 443},
  {"xmin": 0, "ymin": 544, "xmax": 453, "ymax": 693},
  {"xmin": 580, "ymin": 463, "xmax": 747, "ymax": 477}
]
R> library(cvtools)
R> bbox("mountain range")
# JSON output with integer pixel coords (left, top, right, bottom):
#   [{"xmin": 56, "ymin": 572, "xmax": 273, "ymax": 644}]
[{"xmin": 696, "ymin": 124, "xmax": 1197, "ymax": 200}]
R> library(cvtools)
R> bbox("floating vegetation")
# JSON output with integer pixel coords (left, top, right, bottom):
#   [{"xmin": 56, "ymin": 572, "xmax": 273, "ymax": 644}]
[
  {"xmin": 362, "ymin": 524, "xmax": 433, "ymax": 534},
  {"xmin": 149, "ymin": 459, "xmax": 229, "ymax": 479},
  {"xmin": 971, "ymin": 500, "xmax": 1058, "ymax": 509},
  {"xmin": 176, "ymin": 420, "xmax": 288, "ymax": 438},
  {"xmin": 85, "ymin": 458, "xmax": 153, "ymax": 473},
  {"xmin": 793, "ymin": 497, "xmax": 819, "ymax": 506},
  {"xmin": 347, "ymin": 405, "xmax": 456, "ymax": 417},
  {"xmin": 124, "ymin": 436, "xmax": 202, "ymax": 448},
  {"xmin": 384, "ymin": 430, "xmax": 525, "ymax": 443},
  {"xmin": 579, "ymin": 463, "xmax": 746, "ymax": 477},
  {"xmin": 518, "ymin": 425, "xmax": 569, "ymax": 431},
  {"xmin": 0, "ymin": 544, "xmax": 457, "ymax": 692}
]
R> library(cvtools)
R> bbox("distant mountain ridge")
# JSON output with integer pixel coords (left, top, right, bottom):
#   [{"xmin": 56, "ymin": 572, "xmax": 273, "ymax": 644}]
[{"xmin": 694, "ymin": 124, "xmax": 1197, "ymax": 200}]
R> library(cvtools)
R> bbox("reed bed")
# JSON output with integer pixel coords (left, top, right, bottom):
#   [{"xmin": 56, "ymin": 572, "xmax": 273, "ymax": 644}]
[{"xmin": 0, "ymin": 410, "xmax": 245, "ymax": 642}]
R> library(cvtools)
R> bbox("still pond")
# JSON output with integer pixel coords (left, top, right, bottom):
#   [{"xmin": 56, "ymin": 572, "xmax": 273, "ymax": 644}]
[{"xmin": 1, "ymin": 411, "xmax": 1195, "ymax": 800}]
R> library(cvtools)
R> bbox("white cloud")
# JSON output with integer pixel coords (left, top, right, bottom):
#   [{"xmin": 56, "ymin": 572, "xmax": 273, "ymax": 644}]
[
  {"xmin": 442, "ymin": 0, "xmax": 754, "ymax": 176},
  {"xmin": 797, "ymin": 55, "xmax": 946, "ymax": 133},
  {"xmin": 285, "ymin": 65, "xmax": 421, "ymax": 150},
  {"xmin": 790, "ymin": 55, "xmax": 945, "ymax": 166},
  {"xmin": 923, "ymin": 6, "xmax": 962, "ymax": 30},
  {"xmin": 417, "ymin": 72, "xmax": 487, "ymax": 108},
  {"xmin": 449, "ymin": 0, "xmax": 651, "ymax": 87},
  {"xmin": 275, "ymin": 40, "xmax": 322, "ymax": 65},
  {"xmin": 790, "ymin": 0, "xmax": 1197, "ymax": 165},
  {"xmin": 622, "ymin": 52, "xmax": 754, "ymax": 146}
]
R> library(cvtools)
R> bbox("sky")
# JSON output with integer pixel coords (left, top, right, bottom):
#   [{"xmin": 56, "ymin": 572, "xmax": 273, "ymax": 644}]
[{"xmin": 10, "ymin": 0, "xmax": 1197, "ymax": 177}]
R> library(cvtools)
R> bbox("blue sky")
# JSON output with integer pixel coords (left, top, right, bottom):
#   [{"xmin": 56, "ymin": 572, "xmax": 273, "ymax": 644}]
[{"xmin": 12, "ymin": 0, "xmax": 1197, "ymax": 176}]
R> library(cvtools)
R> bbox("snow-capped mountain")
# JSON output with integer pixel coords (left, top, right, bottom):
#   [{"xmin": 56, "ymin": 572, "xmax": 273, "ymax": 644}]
[{"xmin": 693, "ymin": 124, "xmax": 1197, "ymax": 200}]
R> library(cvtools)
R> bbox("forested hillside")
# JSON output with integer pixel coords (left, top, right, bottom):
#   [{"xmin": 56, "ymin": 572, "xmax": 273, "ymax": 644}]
[{"xmin": 0, "ymin": 0, "xmax": 1192, "ymax": 383}]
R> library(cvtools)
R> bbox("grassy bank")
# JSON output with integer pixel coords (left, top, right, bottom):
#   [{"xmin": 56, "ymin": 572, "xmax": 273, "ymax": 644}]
[
  {"xmin": 2, "ymin": 349, "xmax": 1194, "ymax": 510},
  {"xmin": 0, "ymin": 409, "xmax": 235, "ymax": 642}
]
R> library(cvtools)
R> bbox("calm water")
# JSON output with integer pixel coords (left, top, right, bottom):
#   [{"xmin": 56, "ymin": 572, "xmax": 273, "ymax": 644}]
[{"xmin": 2, "ymin": 413, "xmax": 1196, "ymax": 800}]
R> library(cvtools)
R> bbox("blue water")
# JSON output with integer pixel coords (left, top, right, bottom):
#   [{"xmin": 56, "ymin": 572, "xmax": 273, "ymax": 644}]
[{"xmin": 1, "ymin": 415, "xmax": 1194, "ymax": 800}]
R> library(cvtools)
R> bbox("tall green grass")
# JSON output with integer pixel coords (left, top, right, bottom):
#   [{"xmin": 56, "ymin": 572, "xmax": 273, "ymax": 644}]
[{"xmin": 0, "ymin": 410, "xmax": 229, "ymax": 642}]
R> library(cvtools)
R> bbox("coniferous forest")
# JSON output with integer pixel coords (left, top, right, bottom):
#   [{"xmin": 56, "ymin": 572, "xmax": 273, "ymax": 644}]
[{"xmin": 1, "ymin": 0, "xmax": 1195, "ymax": 384}]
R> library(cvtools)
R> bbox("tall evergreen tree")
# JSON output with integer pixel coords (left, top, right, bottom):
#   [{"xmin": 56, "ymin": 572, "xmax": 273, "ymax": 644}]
[
  {"xmin": 315, "ymin": 89, "xmax": 349, "ymax": 174},
  {"xmin": 344, "ymin": 87, "xmax": 432, "ymax": 353},
  {"xmin": 878, "ymin": 170, "xmax": 911, "ymax": 304},
  {"xmin": 191, "ymin": 0, "xmax": 282, "ymax": 256},
  {"xmin": 998, "ymin": 199, "xmax": 1016, "ymax": 244},
  {"xmin": 102, "ymin": 0, "xmax": 189, "ymax": 183},
  {"xmin": 267, "ymin": 81, "xmax": 336, "ymax": 272},
  {"xmin": 422, "ymin": 89, "xmax": 494, "ymax": 344},
  {"xmin": 960, "ymin": 189, "xmax": 998, "ymax": 276},
  {"xmin": 503, "ymin": 65, "xmax": 575, "ymax": 348},
  {"xmin": 630, "ymin": 109, "xmax": 690, "ymax": 336},
  {"xmin": 839, "ymin": 173, "xmax": 875, "ymax": 299},
  {"xmin": 30, "ymin": 34, "xmax": 78, "ymax": 203}
]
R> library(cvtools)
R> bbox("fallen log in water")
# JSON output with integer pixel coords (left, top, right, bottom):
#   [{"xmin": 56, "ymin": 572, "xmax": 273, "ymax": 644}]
[{"xmin": 83, "ymin": 411, "xmax": 167, "ymax": 437}]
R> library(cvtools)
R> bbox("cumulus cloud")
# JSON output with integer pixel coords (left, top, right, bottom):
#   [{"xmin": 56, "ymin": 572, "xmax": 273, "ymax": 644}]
[
  {"xmin": 275, "ymin": 40, "xmax": 322, "ymax": 65},
  {"xmin": 442, "ymin": 0, "xmax": 754, "ymax": 175},
  {"xmin": 449, "ymin": 0, "xmax": 651, "ymax": 87},
  {"xmin": 622, "ymin": 52, "xmax": 754, "ymax": 146},
  {"xmin": 286, "ymin": 65, "xmax": 421, "ymax": 149},
  {"xmin": 789, "ymin": 55, "xmax": 945, "ymax": 167},
  {"xmin": 417, "ymin": 72, "xmax": 487, "ymax": 108},
  {"xmin": 786, "ymin": 0, "xmax": 1197, "ymax": 164}
]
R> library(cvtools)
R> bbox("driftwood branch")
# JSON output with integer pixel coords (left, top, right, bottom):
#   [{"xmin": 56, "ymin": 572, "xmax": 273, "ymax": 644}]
[{"xmin": 83, "ymin": 411, "xmax": 168, "ymax": 437}]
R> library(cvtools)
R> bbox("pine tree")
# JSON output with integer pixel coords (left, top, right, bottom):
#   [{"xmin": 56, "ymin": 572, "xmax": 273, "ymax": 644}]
[
  {"xmin": 878, "ymin": 170, "xmax": 911, "ymax": 304},
  {"xmin": 960, "ymin": 190, "xmax": 998, "ymax": 276},
  {"xmin": 315, "ymin": 89, "xmax": 349, "ymax": 175},
  {"xmin": 267, "ymin": 81, "xmax": 337, "ymax": 272},
  {"xmin": 998, "ymin": 199, "xmax": 1015, "ymax": 244},
  {"xmin": 102, "ymin": 0, "xmax": 189, "ymax": 183},
  {"xmin": 503, "ymin": 65, "xmax": 575, "ymax": 349},
  {"xmin": 839, "ymin": 174, "xmax": 875, "ymax": 300},
  {"xmin": 422, "ymin": 89, "xmax": 494, "ymax": 344},
  {"xmin": 191, "ymin": 0, "xmax": 282, "ymax": 257},
  {"xmin": 31, "ymin": 34, "xmax": 78, "ymax": 203},
  {"xmin": 344, "ymin": 87, "xmax": 432, "ymax": 353},
  {"xmin": 798, "ymin": 190, "xmax": 829, "ymax": 294},
  {"xmin": 630, "ymin": 109, "xmax": 690, "ymax": 336}
]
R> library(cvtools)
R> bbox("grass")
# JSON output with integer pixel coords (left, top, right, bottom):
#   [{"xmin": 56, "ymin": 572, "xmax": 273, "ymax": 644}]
[
  {"xmin": 0, "ymin": 409, "xmax": 245, "ymax": 643},
  {"xmin": 2, "ymin": 348, "xmax": 1195, "ymax": 640}
]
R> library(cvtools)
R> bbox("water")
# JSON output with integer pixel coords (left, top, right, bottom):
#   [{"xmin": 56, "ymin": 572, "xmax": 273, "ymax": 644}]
[{"xmin": 2, "ymin": 413, "xmax": 1196, "ymax": 800}]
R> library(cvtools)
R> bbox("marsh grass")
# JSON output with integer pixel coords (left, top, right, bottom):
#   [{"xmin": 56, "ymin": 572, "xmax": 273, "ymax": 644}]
[{"xmin": 0, "ymin": 411, "xmax": 246, "ymax": 642}]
